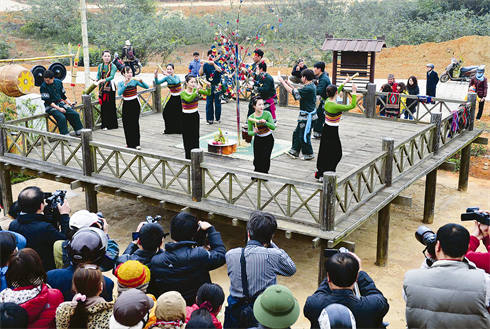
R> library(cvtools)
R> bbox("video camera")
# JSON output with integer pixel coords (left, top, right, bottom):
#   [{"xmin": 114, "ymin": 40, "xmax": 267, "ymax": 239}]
[
  {"xmin": 415, "ymin": 226, "xmax": 437, "ymax": 257},
  {"xmin": 44, "ymin": 190, "xmax": 66, "ymax": 229},
  {"xmin": 132, "ymin": 215, "xmax": 169, "ymax": 241},
  {"xmin": 461, "ymin": 207, "xmax": 490, "ymax": 225}
]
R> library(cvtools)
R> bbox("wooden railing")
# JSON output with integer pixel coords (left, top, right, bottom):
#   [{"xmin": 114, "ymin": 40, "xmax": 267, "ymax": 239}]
[{"xmin": 0, "ymin": 90, "xmax": 476, "ymax": 234}]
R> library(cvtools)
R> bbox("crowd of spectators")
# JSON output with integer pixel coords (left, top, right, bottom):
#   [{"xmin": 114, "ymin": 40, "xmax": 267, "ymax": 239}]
[{"xmin": 0, "ymin": 186, "xmax": 489, "ymax": 328}]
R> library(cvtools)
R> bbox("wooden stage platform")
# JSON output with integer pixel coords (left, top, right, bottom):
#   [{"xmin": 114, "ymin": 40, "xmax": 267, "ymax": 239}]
[{"xmin": 0, "ymin": 87, "xmax": 485, "ymax": 274}]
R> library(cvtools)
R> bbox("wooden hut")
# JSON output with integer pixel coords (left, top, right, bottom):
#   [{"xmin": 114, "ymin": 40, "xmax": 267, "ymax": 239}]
[{"xmin": 321, "ymin": 34, "xmax": 387, "ymax": 85}]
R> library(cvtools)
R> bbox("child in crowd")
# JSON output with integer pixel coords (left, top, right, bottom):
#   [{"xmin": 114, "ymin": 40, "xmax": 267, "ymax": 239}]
[
  {"xmin": 0, "ymin": 232, "xmax": 23, "ymax": 292},
  {"xmin": 0, "ymin": 248, "xmax": 64, "ymax": 328},
  {"xmin": 56, "ymin": 265, "xmax": 113, "ymax": 329},
  {"xmin": 189, "ymin": 52, "xmax": 201, "ymax": 77},
  {"xmin": 248, "ymin": 96, "xmax": 276, "ymax": 175},
  {"xmin": 180, "ymin": 74, "xmax": 211, "ymax": 159},
  {"xmin": 152, "ymin": 291, "xmax": 187, "ymax": 329},
  {"xmin": 110, "ymin": 289, "xmax": 155, "ymax": 329},
  {"xmin": 117, "ymin": 66, "xmax": 149, "ymax": 150},
  {"xmin": 185, "ymin": 283, "xmax": 225, "ymax": 329},
  {"xmin": 397, "ymin": 82, "xmax": 409, "ymax": 119}
]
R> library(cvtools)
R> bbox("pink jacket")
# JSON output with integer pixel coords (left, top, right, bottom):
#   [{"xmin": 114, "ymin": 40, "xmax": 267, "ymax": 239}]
[
  {"xmin": 0, "ymin": 283, "xmax": 63, "ymax": 328},
  {"xmin": 185, "ymin": 304, "xmax": 222, "ymax": 329}
]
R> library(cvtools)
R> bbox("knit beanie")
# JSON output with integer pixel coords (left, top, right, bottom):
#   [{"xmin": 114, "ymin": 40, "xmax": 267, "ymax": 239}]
[{"xmin": 115, "ymin": 260, "xmax": 151, "ymax": 288}]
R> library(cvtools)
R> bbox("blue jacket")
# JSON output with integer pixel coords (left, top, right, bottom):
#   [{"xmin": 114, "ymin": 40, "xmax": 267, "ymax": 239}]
[
  {"xmin": 148, "ymin": 226, "xmax": 226, "ymax": 304},
  {"xmin": 47, "ymin": 265, "xmax": 114, "ymax": 302},
  {"xmin": 304, "ymin": 271, "xmax": 389, "ymax": 329},
  {"xmin": 189, "ymin": 59, "xmax": 201, "ymax": 77},
  {"xmin": 9, "ymin": 213, "xmax": 69, "ymax": 272},
  {"xmin": 426, "ymin": 70, "xmax": 439, "ymax": 90},
  {"xmin": 114, "ymin": 242, "xmax": 162, "ymax": 269}
]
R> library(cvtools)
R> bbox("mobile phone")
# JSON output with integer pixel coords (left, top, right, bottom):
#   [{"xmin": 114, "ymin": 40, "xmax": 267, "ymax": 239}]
[{"xmin": 132, "ymin": 232, "xmax": 139, "ymax": 241}]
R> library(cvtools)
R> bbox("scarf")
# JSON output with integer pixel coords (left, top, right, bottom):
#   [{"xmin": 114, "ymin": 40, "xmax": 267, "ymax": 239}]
[{"xmin": 476, "ymin": 71, "xmax": 485, "ymax": 81}]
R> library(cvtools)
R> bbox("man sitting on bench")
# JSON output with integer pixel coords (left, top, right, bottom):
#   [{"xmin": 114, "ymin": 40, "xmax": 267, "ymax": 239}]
[{"xmin": 40, "ymin": 70, "xmax": 83, "ymax": 136}]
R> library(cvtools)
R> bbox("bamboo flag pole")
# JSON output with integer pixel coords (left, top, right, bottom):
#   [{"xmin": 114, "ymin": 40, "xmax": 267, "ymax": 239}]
[
  {"xmin": 80, "ymin": 0, "xmax": 90, "ymax": 89},
  {"xmin": 71, "ymin": 44, "xmax": 81, "ymax": 101}
]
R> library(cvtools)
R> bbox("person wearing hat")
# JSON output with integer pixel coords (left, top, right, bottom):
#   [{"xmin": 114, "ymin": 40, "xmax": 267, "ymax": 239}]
[
  {"xmin": 152, "ymin": 291, "xmax": 187, "ymax": 329},
  {"xmin": 426, "ymin": 63, "xmax": 439, "ymax": 97},
  {"xmin": 122, "ymin": 40, "xmax": 137, "ymax": 75},
  {"xmin": 115, "ymin": 222, "xmax": 165, "ymax": 269},
  {"xmin": 318, "ymin": 304, "xmax": 357, "ymax": 329},
  {"xmin": 53, "ymin": 209, "xmax": 119, "ymax": 271},
  {"xmin": 387, "ymin": 74, "xmax": 397, "ymax": 93},
  {"xmin": 8, "ymin": 186, "xmax": 72, "ymax": 272},
  {"xmin": 110, "ymin": 288, "xmax": 154, "ymax": 329},
  {"xmin": 469, "ymin": 66, "xmax": 487, "ymax": 121},
  {"xmin": 47, "ymin": 227, "xmax": 115, "ymax": 301},
  {"xmin": 251, "ymin": 285, "xmax": 300, "ymax": 329},
  {"xmin": 290, "ymin": 59, "xmax": 307, "ymax": 84}
]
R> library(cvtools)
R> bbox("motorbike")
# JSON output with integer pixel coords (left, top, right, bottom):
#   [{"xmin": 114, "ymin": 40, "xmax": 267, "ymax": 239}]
[
  {"xmin": 440, "ymin": 57, "xmax": 482, "ymax": 83},
  {"xmin": 112, "ymin": 52, "xmax": 142, "ymax": 76}
]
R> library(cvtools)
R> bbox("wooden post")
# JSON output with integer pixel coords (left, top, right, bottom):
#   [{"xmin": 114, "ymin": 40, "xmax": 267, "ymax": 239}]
[
  {"xmin": 81, "ymin": 129, "xmax": 97, "ymax": 212},
  {"xmin": 382, "ymin": 138, "xmax": 395, "ymax": 187},
  {"xmin": 0, "ymin": 113, "xmax": 13, "ymax": 214},
  {"xmin": 279, "ymin": 75, "xmax": 288, "ymax": 107},
  {"xmin": 191, "ymin": 149, "xmax": 204, "ymax": 202},
  {"xmin": 376, "ymin": 203, "xmax": 390, "ymax": 266},
  {"xmin": 467, "ymin": 93, "xmax": 477, "ymax": 131},
  {"xmin": 365, "ymin": 83, "xmax": 376, "ymax": 118},
  {"xmin": 320, "ymin": 172, "xmax": 336, "ymax": 231},
  {"xmin": 430, "ymin": 113, "xmax": 442, "ymax": 155},
  {"xmin": 342, "ymin": 90, "xmax": 348, "ymax": 105},
  {"xmin": 332, "ymin": 51, "xmax": 338, "ymax": 85},
  {"xmin": 318, "ymin": 239, "xmax": 328, "ymax": 286},
  {"xmin": 369, "ymin": 52, "xmax": 376, "ymax": 83},
  {"xmin": 82, "ymin": 94, "xmax": 93, "ymax": 130},
  {"xmin": 154, "ymin": 81, "xmax": 162, "ymax": 113},
  {"xmin": 458, "ymin": 144, "xmax": 471, "ymax": 191}
]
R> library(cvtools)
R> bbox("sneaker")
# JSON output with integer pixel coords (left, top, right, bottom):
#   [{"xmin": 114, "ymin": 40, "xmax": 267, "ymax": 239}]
[
  {"xmin": 206, "ymin": 121, "xmax": 213, "ymax": 125},
  {"xmin": 75, "ymin": 130, "xmax": 82, "ymax": 137},
  {"xmin": 319, "ymin": 177, "xmax": 324, "ymax": 183},
  {"xmin": 102, "ymin": 127, "xmax": 108, "ymax": 131},
  {"xmin": 302, "ymin": 154, "xmax": 315, "ymax": 161},
  {"xmin": 136, "ymin": 146, "xmax": 141, "ymax": 150},
  {"xmin": 314, "ymin": 171, "xmax": 320, "ymax": 179},
  {"xmin": 313, "ymin": 132, "xmax": 322, "ymax": 139},
  {"xmin": 215, "ymin": 120, "xmax": 221, "ymax": 124},
  {"xmin": 221, "ymin": 99, "xmax": 227, "ymax": 104},
  {"xmin": 286, "ymin": 150, "xmax": 299, "ymax": 159}
]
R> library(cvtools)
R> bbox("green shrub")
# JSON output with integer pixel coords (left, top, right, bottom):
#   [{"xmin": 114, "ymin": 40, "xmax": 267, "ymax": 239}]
[
  {"xmin": 53, "ymin": 44, "xmax": 103, "ymax": 67},
  {"xmin": 0, "ymin": 39, "xmax": 13, "ymax": 59}
]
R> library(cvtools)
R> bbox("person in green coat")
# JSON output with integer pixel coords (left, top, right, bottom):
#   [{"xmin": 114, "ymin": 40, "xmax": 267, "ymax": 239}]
[{"xmin": 96, "ymin": 50, "xmax": 118, "ymax": 130}]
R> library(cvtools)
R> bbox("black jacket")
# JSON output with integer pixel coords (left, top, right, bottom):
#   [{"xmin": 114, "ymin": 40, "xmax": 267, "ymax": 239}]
[
  {"xmin": 148, "ymin": 226, "xmax": 226, "ymax": 304},
  {"xmin": 426, "ymin": 70, "xmax": 439, "ymax": 90},
  {"xmin": 114, "ymin": 242, "xmax": 162, "ymax": 269},
  {"xmin": 304, "ymin": 271, "xmax": 389, "ymax": 329},
  {"xmin": 9, "ymin": 213, "xmax": 69, "ymax": 272}
]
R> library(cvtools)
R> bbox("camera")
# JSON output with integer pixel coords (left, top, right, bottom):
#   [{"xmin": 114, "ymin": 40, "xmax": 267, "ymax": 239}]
[
  {"xmin": 415, "ymin": 226, "xmax": 437, "ymax": 257},
  {"xmin": 146, "ymin": 215, "xmax": 162, "ymax": 224},
  {"xmin": 95, "ymin": 212, "xmax": 105, "ymax": 229},
  {"xmin": 324, "ymin": 247, "xmax": 350, "ymax": 258},
  {"xmin": 461, "ymin": 207, "xmax": 490, "ymax": 225},
  {"xmin": 44, "ymin": 190, "xmax": 67, "ymax": 229}
]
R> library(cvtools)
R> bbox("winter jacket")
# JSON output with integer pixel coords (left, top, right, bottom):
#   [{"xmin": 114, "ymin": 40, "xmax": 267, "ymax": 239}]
[
  {"xmin": 466, "ymin": 235, "xmax": 490, "ymax": 274},
  {"xmin": 47, "ymin": 265, "xmax": 114, "ymax": 302},
  {"xmin": 9, "ymin": 213, "xmax": 69, "ymax": 272},
  {"xmin": 399, "ymin": 90, "xmax": 409, "ymax": 113},
  {"xmin": 186, "ymin": 303, "xmax": 222, "ymax": 328},
  {"xmin": 0, "ymin": 283, "xmax": 63, "ymax": 328},
  {"xmin": 426, "ymin": 70, "xmax": 439, "ymax": 90},
  {"xmin": 149, "ymin": 226, "xmax": 226, "ymax": 304},
  {"xmin": 406, "ymin": 85, "xmax": 419, "ymax": 112},
  {"xmin": 470, "ymin": 76, "xmax": 488, "ymax": 99},
  {"xmin": 404, "ymin": 259, "xmax": 490, "ymax": 328},
  {"xmin": 316, "ymin": 72, "xmax": 331, "ymax": 100},
  {"xmin": 114, "ymin": 242, "xmax": 162, "ymax": 270},
  {"xmin": 304, "ymin": 271, "xmax": 389, "ymax": 329},
  {"xmin": 56, "ymin": 300, "xmax": 114, "ymax": 329}
]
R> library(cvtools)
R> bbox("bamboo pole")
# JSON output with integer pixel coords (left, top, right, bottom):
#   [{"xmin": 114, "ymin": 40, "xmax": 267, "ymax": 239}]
[
  {"xmin": 80, "ymin": 0, "xmax": 91, "ymax": 89},
  {"xmin": 0, "ymin": 54, "xmax": 74, "ymax": 63}
]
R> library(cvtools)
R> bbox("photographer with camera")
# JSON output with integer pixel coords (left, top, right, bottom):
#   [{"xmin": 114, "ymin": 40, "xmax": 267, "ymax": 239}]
[
  {"xmin": 8, "ymin": 186, "xmax": 71, "ymax": 272},
  {"xmin": 149, "ymin": 212, "xmax": 225, "ymax": 305},
  {"xmin": 304, "ymin": 252, "xmax": 389, "ymax": 329},
  {"xmin": 404, "ymin": 223, "xmax": 490, "ymax": 328},
  {"xmin": 115, "ymin": 216, "xmax": 166, "ymax": 268},
  {"xmin": 224, "ymin": 211, "xmax": 297, "ymax": 329},
  {"xmin": 465, "ymin": 209, "xmax": 490, "ymax": 274},
  {"xmin": 53, "ymin": 210, "xmax": 119, "ymax": 272}
]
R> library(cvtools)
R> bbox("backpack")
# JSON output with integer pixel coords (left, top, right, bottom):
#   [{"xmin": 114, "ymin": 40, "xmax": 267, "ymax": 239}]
[{"xmin": 127, "ymin": 46, "xmax": 135, "ymax": 61}]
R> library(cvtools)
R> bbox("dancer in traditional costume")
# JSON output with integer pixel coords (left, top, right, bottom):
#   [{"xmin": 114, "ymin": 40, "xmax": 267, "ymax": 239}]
[
  {"xmin": 248, "ymin": 96, "xmax": 276, "ymax": 174},
  {"xmin": 180, "ymin": 75, "xmax": 211, "ymax": 159},
  {"xmin": 315, "ymin": 82, "xmax": 358, "ymax": 181},
  {"xmin": 96, "ymin": 50, "xmax": 118, "ymax": 130},
  {"xmin": 312, "ymin": 61, "xmax": 331, "ymax": 139},
  {"xmin": 155, "ymin": 64, "xmax": 182, "ymax": 134},
  {"xmin": 117, "ymin": 66, "xmax": 149, "ymax": 150},
  {"xmin": 246, "ymin": 61, "xmax": 277, "ymax": 122}
]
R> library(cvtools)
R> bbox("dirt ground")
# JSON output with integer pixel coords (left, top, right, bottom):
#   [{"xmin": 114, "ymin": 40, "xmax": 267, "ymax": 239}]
[{"xmin": 1, "ymin": 170, "xmax": 489, "ymax": 328}]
